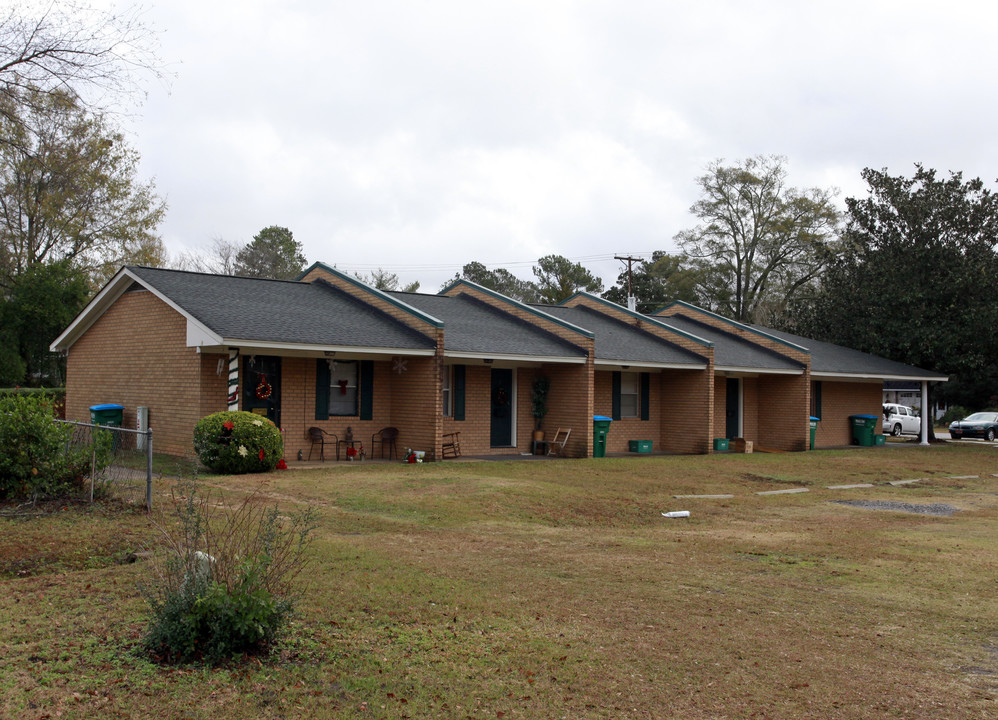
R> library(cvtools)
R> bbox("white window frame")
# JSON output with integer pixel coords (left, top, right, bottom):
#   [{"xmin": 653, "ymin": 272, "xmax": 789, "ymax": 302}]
[{"xmin": 620, "ymin": 371, "xmax": 639, "ymax": 418}]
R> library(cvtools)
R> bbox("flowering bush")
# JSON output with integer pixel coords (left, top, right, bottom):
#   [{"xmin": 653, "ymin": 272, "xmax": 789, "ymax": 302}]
[{"xmin": 193, "ymin": 411, "xmax": 283, "ymax": 474}]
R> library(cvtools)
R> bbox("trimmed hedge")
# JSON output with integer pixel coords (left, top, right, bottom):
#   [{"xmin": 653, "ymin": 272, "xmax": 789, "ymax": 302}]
[{"xmin": 193, "ymin": 411, "xmax": 283, "ymax": 474}]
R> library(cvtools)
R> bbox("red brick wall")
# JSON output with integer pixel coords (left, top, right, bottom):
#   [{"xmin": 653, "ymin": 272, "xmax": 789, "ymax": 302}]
[
  {"xmin": 659, "ymin": 368, "xmax": 714, "ymax": 454},
  {"xmin": 813, "ymin": 380, "xmax": 883, "ymax": 447},
  {"xmin": 756, "ymin": 373, "xmax": 810, "ymax": 452},
  {"xmin": 439, "ymin": 362, "xmax": 592, "ymax": 457},
  {"xmin": 593, "ymin": 370, "xmax": 663, "ymax": 453},
  {"xmin": 65, "ymin": 289, "xmax": 202, "ymax": 456},
  {"xmin": 390, "ymin": 355, "xmax": 441, "ymax": 458}
]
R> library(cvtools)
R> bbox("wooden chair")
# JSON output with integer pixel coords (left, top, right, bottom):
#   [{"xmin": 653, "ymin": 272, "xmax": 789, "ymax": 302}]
[
  {"xmin": 547, "ymin": 428, "xmax": 571, "ymax": 456},
  {"xmin": 441, "ymin": 431, "xmax": 461, "ymax": 458},
  {"xmin": 307, "ymin": 427, "xmax": 338, "ymax": 461},
  {"xmin": 371, "ymin": 427, "xmax": 400, "ymax": 460}
]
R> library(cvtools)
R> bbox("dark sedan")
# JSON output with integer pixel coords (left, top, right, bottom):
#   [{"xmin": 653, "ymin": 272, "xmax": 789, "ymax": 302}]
[{"xmin": 949, "ymin": 412, "xmax": 998, "ymax": 442}]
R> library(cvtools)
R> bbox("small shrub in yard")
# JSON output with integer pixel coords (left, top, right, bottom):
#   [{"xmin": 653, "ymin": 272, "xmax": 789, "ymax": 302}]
[
  {"xmin": 193, "ymin": 410, "xmax": 283, "ymax": 474},
  {"xmin": 0, "ymin": 393, "xmax": 112, "ymax": 499},
  {"xmin": 143, "ymin": 476, "xmax": 317, "ymax": 664},
  {"xmin": 940, "ymin": 406, "xmax": 969, "ymax": 426}
]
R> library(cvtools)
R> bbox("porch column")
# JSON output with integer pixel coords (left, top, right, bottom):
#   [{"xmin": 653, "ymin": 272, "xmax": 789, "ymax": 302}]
[
  {"xmin": 227, "ymin": 348, "xmax": 239, "ymax": 411},
  {"xmin": 920, "ymin": 380, "xmax": 929, "ymax": 446}
]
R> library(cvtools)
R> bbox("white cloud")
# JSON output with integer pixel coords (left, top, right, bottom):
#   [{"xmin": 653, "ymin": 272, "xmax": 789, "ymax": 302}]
[{"xmin": 125, "ymin": 0, "xmax": 998, "ymax": 290}]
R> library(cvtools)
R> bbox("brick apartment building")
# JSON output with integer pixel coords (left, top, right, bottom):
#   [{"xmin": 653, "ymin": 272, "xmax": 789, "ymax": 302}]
[{"xmin": 50, "ymin": 263, "xmax": 946, "ymax": 459}]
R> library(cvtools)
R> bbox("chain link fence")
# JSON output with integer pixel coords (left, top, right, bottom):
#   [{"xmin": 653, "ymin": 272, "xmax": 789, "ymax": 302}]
[{"xmin": 54, "ymin": 420, "xmax": 154, "ymax": 510}]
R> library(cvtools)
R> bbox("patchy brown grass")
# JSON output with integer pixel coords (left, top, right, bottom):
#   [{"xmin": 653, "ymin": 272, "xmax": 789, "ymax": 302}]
[{"xmin": 2, "ymin": 445, "xmax": 998, "ymax": 718}]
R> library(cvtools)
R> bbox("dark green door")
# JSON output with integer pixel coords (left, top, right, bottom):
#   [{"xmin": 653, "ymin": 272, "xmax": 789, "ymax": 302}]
[
  {"xmin": 490, "ymin": 368, "xmax": 513, "ymax": 447},
  {"xmin": 725, "ymin": 377, "xmax": 740, "ymax": 440},
  {"xmin": 243, "ymin": 355, "xmax": 281, "ymax": 426}
]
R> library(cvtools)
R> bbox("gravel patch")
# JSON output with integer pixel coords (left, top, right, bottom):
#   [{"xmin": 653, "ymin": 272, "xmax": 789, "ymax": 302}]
[{"xmin": 833, "ymin": 500, "xmax": 959, "ymax": 516}]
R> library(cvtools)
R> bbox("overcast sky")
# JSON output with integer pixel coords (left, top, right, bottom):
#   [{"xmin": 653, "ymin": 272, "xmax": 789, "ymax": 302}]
[{"xmin": 128, "ymin": 0, "xmax": 998, "ymax": 291}]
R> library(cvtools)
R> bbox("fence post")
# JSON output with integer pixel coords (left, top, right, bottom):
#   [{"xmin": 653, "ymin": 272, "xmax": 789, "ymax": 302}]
[{"xmin": 145, "ymin": 427, "xmax": 154, "ymax": 512}]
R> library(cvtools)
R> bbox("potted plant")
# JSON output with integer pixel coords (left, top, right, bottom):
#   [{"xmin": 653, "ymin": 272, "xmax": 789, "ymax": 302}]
[{"xmin": 531, "ymin": 376, "xmax": 550, "ymax": 443}]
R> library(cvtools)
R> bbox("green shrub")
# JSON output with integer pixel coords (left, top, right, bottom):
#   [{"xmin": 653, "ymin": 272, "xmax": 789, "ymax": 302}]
[
  {"xmin": 940, "ymin": 406, "xmax": 969, "ymax": 426},
  {"xmin": 0, "ymin": 392, "xmax": 102, "ymax": 499},
  {"xmin": 143, "ymin": 477, "xmax": 317, "ymax": 664},
  {"xmin": 193, "ymin": 411, "xmax": 283, "ymax": 474}
]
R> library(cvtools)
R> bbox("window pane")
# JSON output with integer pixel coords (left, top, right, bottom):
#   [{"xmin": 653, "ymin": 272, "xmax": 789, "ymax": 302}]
[
  {"xmin": 329, "ymin": 361, "xmax": 357, "ymax": 416},
  {"xmin": 442, "ymin": 367, "xmax": 452, "ymax": 417},
  {"xmin": 620, "ymin": 371, "xmax": 639, "ymax": 418}
]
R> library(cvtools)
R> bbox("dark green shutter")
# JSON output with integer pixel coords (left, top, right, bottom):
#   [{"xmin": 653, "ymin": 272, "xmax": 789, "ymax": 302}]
[
  {"xmin": 812, "ymin": 380, "xmax": 822, "ymax": 419},
  {"xmin": 611, "ymin": 371, "xmax": 621, "ymax": 421},
  {"xmin": 453, "ymin": 364, "xmax": 466, "ymax": 421},
  {"xmin": 640, "ymin": 372, "xmax": 650, "ymax": 421},
  {"xmin": 360, "ymin": 360, "xmax": 374, "ymax": 420},
  {"xmin": 315, "ymin": 359, "xmax": 330, "ymax": 420}
]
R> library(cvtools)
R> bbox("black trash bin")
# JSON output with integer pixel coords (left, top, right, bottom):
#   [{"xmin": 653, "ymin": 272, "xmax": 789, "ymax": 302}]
[{"xmin": 593, "ymin": 415, "xmax": 612, "ymax": 458}]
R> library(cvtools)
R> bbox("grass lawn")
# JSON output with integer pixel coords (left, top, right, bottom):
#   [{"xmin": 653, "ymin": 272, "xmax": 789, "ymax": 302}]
[{"xmin": 2, "ymin": 444, "xmax": 998, "ymax": 719}]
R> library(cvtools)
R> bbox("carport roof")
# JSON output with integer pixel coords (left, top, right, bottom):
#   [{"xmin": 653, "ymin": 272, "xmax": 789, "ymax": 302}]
[{"xmin": 748, "ymin": 325, "xmax": 948, "ymax": 381}]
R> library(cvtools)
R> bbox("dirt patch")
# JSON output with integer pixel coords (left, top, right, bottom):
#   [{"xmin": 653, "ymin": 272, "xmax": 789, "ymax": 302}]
[{"xmin": 832, "ymin": 499, "xmax": 960, "ymax": 516}]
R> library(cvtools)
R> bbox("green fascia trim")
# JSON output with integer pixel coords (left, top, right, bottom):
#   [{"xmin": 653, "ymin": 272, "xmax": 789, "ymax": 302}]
[
  {"xmin": 655, "ymin": 300, "xmax": 810, "ymax": 354},
  {"xmin": 561, "ymin": 292, "xmax": 714, "ymax": 348},
  {"xmin": 439, "ymin": 279, "xmax": 594, "ymax": 339},
  {"xmin": 302, "ymin": 262, "xmax": 444, "ymax": 329}
]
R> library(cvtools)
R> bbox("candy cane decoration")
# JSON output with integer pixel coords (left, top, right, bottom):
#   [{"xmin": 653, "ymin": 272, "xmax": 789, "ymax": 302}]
[{"xmin": 227, "ymin": 348, "xmax": 239, "ymax": 411}]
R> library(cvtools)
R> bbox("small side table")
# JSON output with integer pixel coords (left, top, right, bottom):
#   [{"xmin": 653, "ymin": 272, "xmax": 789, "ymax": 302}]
[{"xmin": 531, "ymin": 440, "xmax": 550, "ymax": 456}]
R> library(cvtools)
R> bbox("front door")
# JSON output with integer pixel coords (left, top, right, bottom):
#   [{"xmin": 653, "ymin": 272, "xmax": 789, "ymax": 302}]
[
  {"xmin": 725, "ymin": 377, "xmax": 740, "ymax": 439},
  {"xmin": 490, "ymin": 368, "xmax": 514, "ymax": 447},
  {"xmin": 243, "ymin": 355, "xmax": 281, "ymax": 426}
]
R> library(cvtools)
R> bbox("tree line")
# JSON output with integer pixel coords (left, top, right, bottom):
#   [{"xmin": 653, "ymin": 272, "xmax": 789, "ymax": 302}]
[{"xmin": 1, "ymin": 5, "xmax": 995, "ymax": 412}]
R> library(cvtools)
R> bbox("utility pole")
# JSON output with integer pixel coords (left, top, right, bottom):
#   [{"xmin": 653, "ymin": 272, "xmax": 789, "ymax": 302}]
[{"xmin": 614, "ymin": 255, "xmax": 642, "ymax": 311}]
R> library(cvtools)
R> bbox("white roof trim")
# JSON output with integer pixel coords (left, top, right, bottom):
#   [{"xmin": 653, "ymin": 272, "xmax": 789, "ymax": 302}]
[
  {"xmin": 594, "ymin": 360, "xmax": 708, "ymax": 371},
  {"xmin": 444, "ymin": 350, "xmax": 588, "ymax": 364},
  {"xmin": 199, "ymin": 340, "xmax": 436, "ymax": 357},
  {"xmin": 715, "ymin": 365, "xmax": 804, "ymax": 376},
  {"xmin": 50, "ymin": 267, "xmax": 222, "ymax": 351},
  {"xmin": 812, "ymin": 371, "xmax": 948, "ymax": 382}
]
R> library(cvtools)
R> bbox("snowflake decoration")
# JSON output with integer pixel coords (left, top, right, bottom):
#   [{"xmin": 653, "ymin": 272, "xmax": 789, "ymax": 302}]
[{"xmin": 393, "ymin": 357, "xmax": 408, "ymax": 375}]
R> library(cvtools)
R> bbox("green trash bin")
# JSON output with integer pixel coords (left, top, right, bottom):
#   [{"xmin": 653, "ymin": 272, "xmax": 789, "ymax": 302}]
[
  {"xmin": 849, "ymin": 414, "xmax": 878, "ymax": 446},
  {"xmin": 89, "ymin": 403, "xmax": 124, "ymax": 427},
  {"xmin": 809, "ymin": 416, "xmax": 820, "ymax": 450},
  {"xmin": 593, "ymin": 415, "xmax": 612, "ymax": 458}
]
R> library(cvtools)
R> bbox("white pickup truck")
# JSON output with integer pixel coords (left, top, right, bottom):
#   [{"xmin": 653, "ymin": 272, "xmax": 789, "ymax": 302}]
[{"xmin": 882, "ymin": 403, "xmax": 921, "ymax": 436}]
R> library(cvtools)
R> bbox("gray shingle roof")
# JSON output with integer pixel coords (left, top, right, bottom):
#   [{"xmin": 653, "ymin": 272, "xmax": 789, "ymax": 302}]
[
  {"xmin": 661, "ymin": 313, "xmax": 805, "ymax": 372},
  {"xmin": 128, "ymin": 267, "xmax": 436, "ymax": 350},
  {"xmin": 389, "ymin": 291, "xmax": 587, "ymax": 358},
  {"xmin": 536, "ymin": 305, "xmax": 707, "ymax": 365},
  {"xmin": 748, "ymin": 324, "xmax": 948, "ymax": 380}
]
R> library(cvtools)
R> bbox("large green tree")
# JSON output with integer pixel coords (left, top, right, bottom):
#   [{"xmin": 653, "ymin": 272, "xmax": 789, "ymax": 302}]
[
  {"xmin": 602, "ymin": 252, "xmax": 702, "ymax": 313},
  {"xmin": 0, "ymin": 260, "xmax": 89, "ymax": 385},
  {"xmin": 233, "ymin": 226, "xmax": 306, "ymax": 280},
  {"xmin": 444, "ymin": 261, "xmax": 539, "ymax": 303},
  {"xmin": 792, "ymin": 165, "xmax": 998, "ymax": 410},
  {"xmin": 532, "ymin": 254, "xmax": 603, "ymax": 304},
  {"xmin": 675, "ymin": 155, "xmax": 841, "ymax": 324},
  {"xmin": 0, "ymin": 88, "xmax": 166, "ymax": 289}
]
